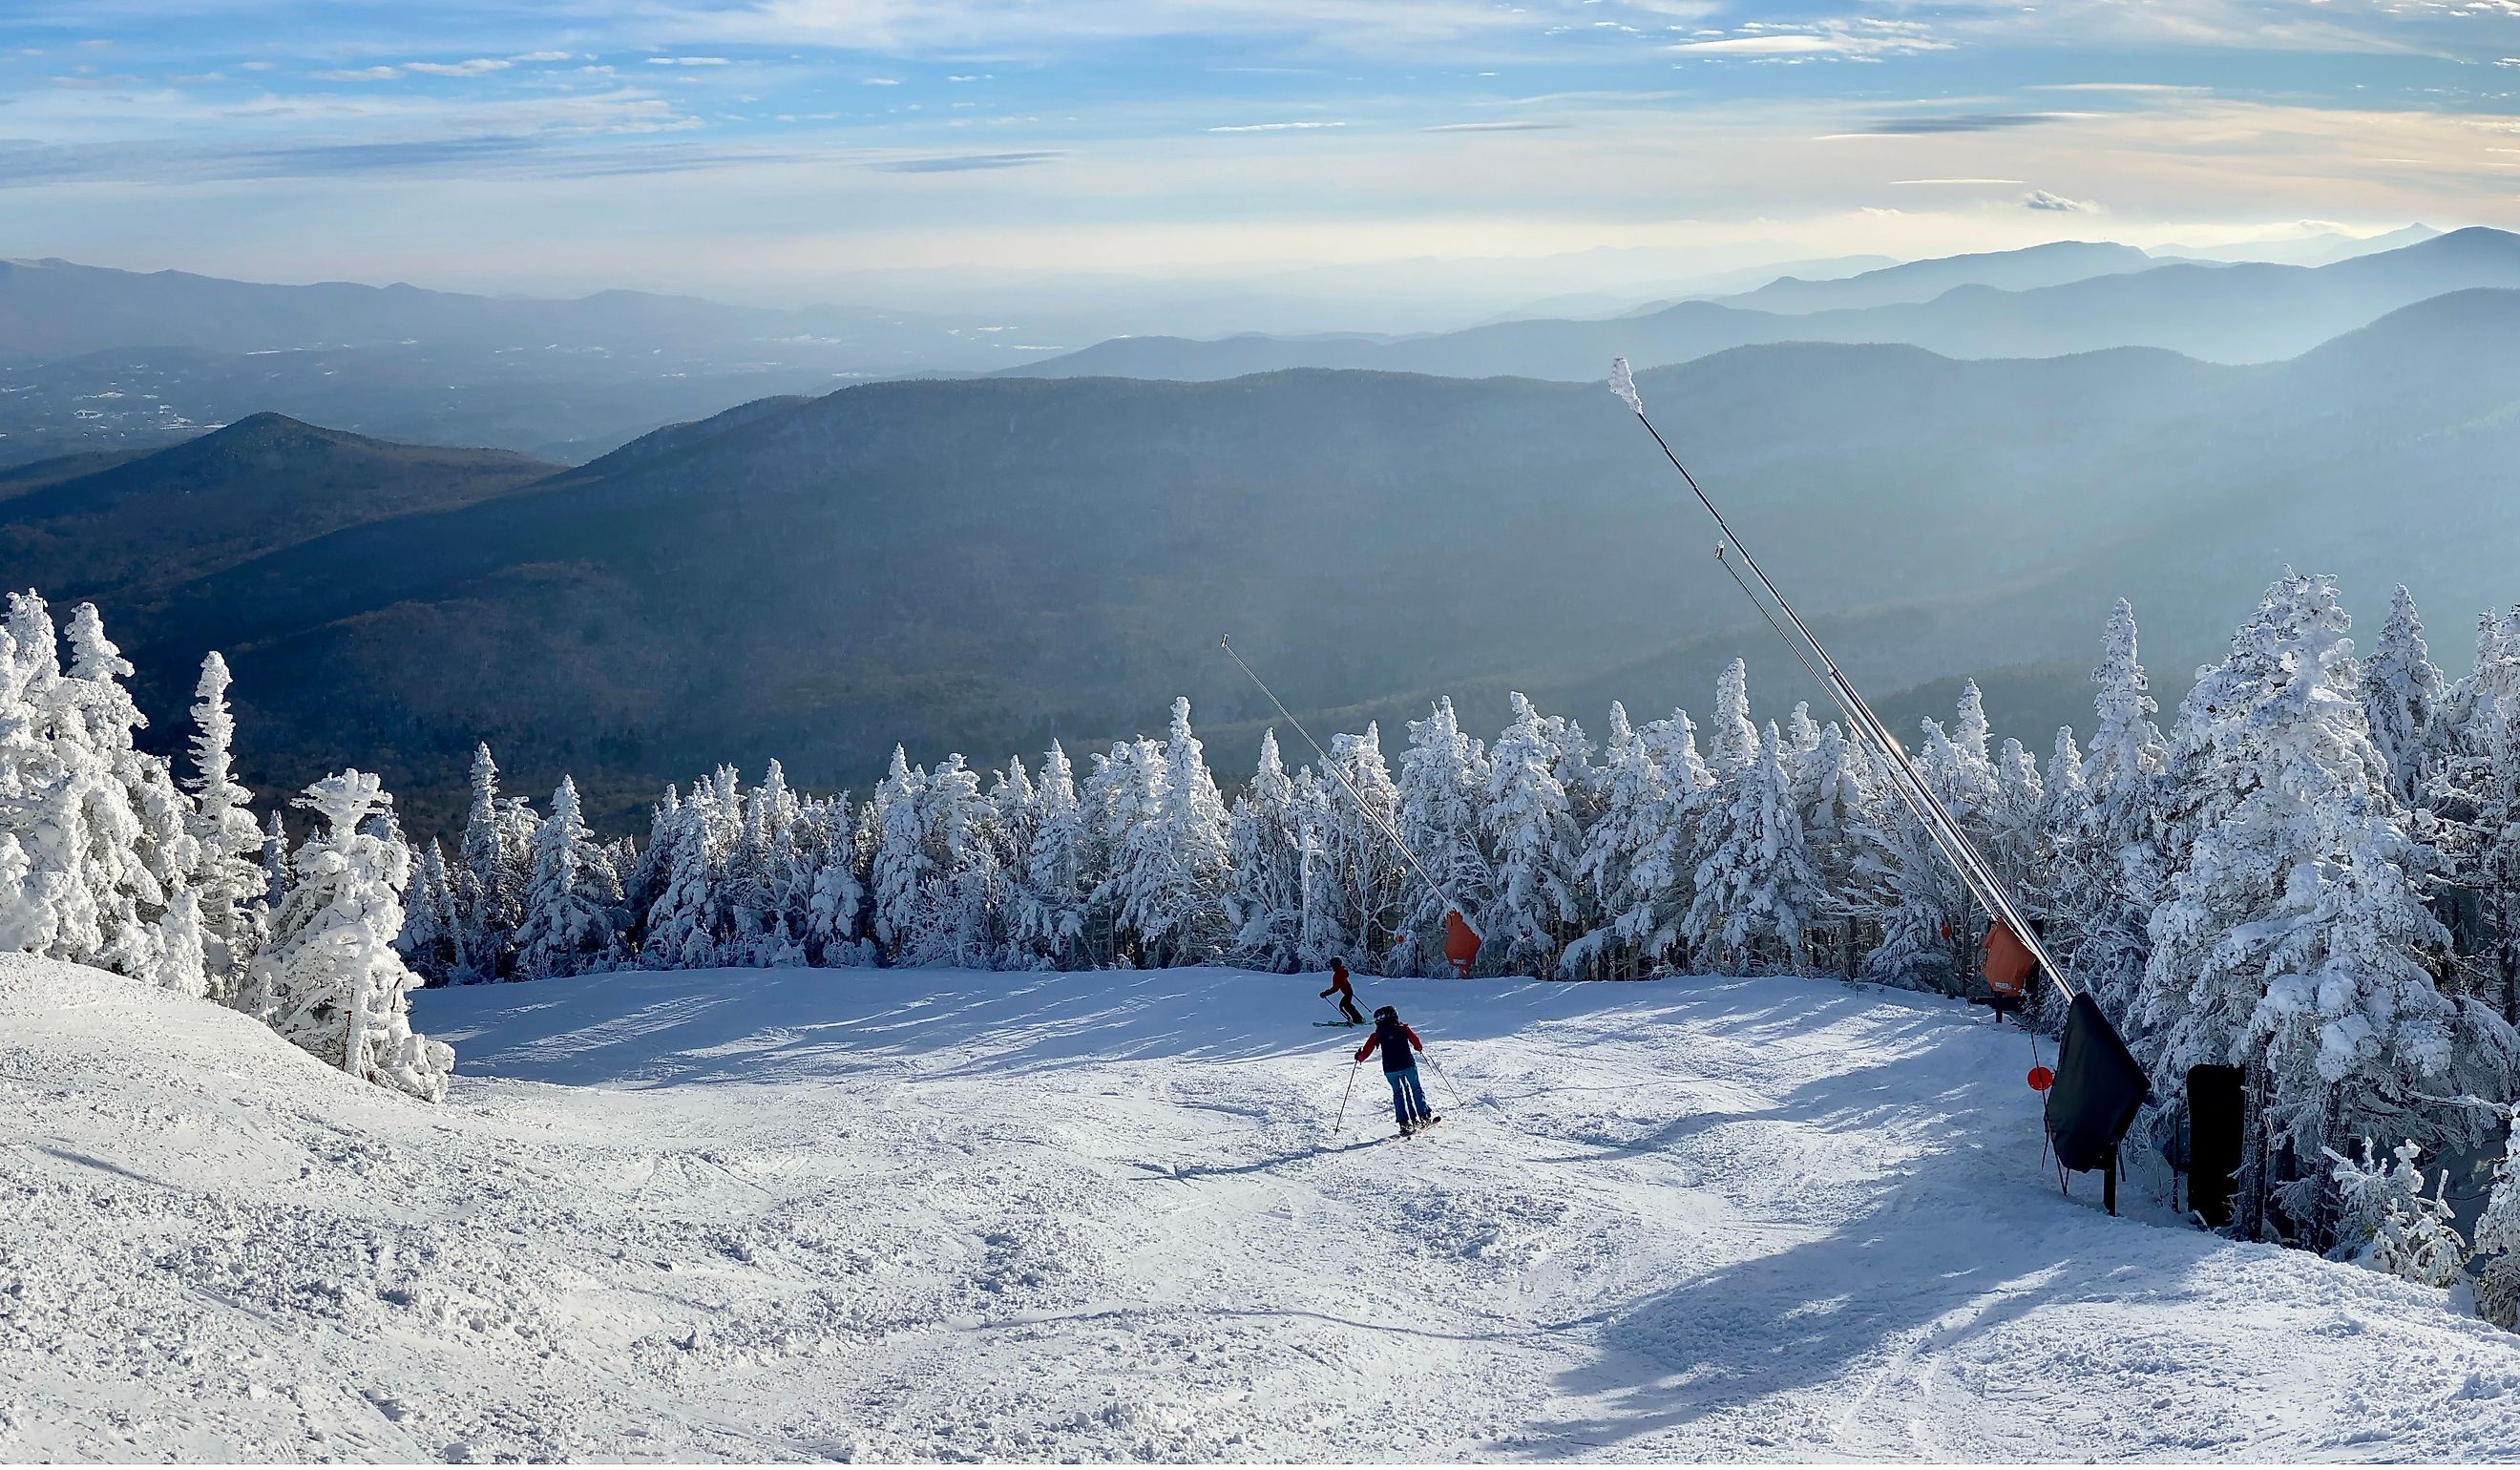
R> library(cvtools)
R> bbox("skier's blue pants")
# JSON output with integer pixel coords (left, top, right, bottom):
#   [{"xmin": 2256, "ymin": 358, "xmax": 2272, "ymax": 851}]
[{"xmin": 1386, "ymin": 1066, "xmax": 1430, "ymax": 1124}]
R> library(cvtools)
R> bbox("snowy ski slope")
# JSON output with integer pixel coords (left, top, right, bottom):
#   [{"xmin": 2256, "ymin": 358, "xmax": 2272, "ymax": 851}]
[{"xmin": 7, "ymin": 952, "xmax": 2520, "ymax": 1460}]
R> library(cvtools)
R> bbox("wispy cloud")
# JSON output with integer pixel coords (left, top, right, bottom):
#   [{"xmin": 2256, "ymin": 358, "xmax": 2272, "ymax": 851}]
[
  {"xmin": 1208, "ymin": 120, "xmax": 1346, "ymax": 133},
  {"xmin": 1852, "ymin": 113, "xmax": 2075, "ymax": 136},
  {"xmin": 2025, "ymin": 189, "xmax": 2096, "ymax": 212},
  {"xmin": 403, "ymin": 59, "xmax": 513, "ymax": 77},
  {"xmin": 1887, "ymin": 177, "xmax": 2026, "ymax": 185},
  {"xmin": 1418, "ymin": 120, "xmax": 1566, "ymax": 133},
  {"xmin": 871, "ymin": 149, "xmax": 1063, "ymax": 172},
  {"xmin": 1670, "ymin": 18, "xmax": 1949, "ymax": 60},
  {"xmin": 644, "ymin": 56, "xmax": 730, "ymax": 67}
]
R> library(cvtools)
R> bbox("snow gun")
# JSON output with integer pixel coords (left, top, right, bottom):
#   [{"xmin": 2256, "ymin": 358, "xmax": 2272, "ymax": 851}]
[{"xmin": 1606, "ymin": 357, "xmax": 2148, "ymax": 1211}]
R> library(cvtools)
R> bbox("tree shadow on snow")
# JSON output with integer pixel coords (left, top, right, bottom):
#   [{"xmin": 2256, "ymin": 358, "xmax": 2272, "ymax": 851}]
[{"xmin": 417, "ymin": 967, "xmax": 1913, "ymax": 1091}]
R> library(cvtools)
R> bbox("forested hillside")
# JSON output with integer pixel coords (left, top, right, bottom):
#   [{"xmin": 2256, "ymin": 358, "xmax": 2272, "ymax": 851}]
[{"xmin": 28, "ymin": 287, "xmax": 2516, "ymax": 838}]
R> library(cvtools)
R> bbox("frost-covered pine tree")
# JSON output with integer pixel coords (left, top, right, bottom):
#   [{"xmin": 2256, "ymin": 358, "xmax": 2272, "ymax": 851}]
[
  {"xmin": 1800, "ymin": 722, "xmax": 1880, "ymax": 977},
  {"xmin": 242, "ymin": 769, "xmax": 453, "ymax": 1102},
  {"xmin": 1566, "ymin": 702, "xmax": 1663, "ymax": 979},
  {"xmin": 642, "ymin": 769, "xmax": 737, "ymax": 969},
  {"xmin": 2326, "ymin": 1138, "xmax": 2469, "ymax": 1289},
  {"xmin": 1396, "ymin": 697, "xmax": 1494, "ymax": 976},
  {"xmin": 62, "ymin": 600, "xmax": 195, "ymax": 986},
  {"xmin": 453, "ymin": 745, "xmax": 528, "ymax": 982},
  {"xmin": 398, "ymin": 838, "xmax": 460, "ymax": 985},
  {"xmin": 1482, "ymin": 694, "xmax": 1585, "ymax": 976},
  {"xmin": 156, "ymin": 884, "xmax": 209, "ymax": 1000},
  {"xmin": 1298, "ymin": 724, "xmax": 1409, "ymax": 973},
  {"xmin": 1106, "ymin": 699, "xmax": 1230, "ymax": 969},
  {"xmin": 262, "ymin": 809, "xmax": 290, "ymax": 911},
  {"xmin": 2138, "ymin": 573, "xmax": 2517, "ymax": 1233},
  {"xmin": 869, "ymin": 746, "xmax": 934, "ymax": 961},
  {"xmin": 2363, "ymin": 585, "xmax": 2448, "ymax": 809},
  {"xmin": 1223, "ymin": 730, "xmax": 1307, "ymax": 972},
  {"xmin": 1707, "ymin": 659, "xmax": 1758, "ymax": 779},
  {"xmin": 1987, "ymin": 735, "xmax": 2047, "ymax": 910},
  {"xmin": 720, "ymin": 762, "xmax": 798, "ymax": 965},
  {"xmin": 1686, "ymin": 722, "xmax": 1820, "ymax": 972},
  {"xmin": 1008, "ymin": 741, "xmax": 1089, "ymax": 970},
  {"xmin": 1585, "ymin": 707, "xmax": 1715, "ymax": 976},
  {"xmin": 2473, "ymin": 1108, "xmax": 2520, "ymax": 1328},
  {"xmin": 900, "ymin": 752, "xmax": 1002, "ymax": 968},
  {"xmin": 2075, "ymin": 599, "xmax": 2173, "ymax": 1018},
  {"xmin": 183, "ymin": 652, "xmax": 264, "ymax": 992},
  {"xmin": 514, "ymin": 776, "xmax": 626, "ymax": 980},
  {"xmin": 790, "ymin": 795, "xmax": 867, "ymax": 966}
]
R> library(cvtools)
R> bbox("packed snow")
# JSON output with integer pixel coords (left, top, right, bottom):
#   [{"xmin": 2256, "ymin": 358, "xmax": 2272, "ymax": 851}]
[{"xmin": 9, "ymin": 954, "xmax": 2520, "ymax": 1461}]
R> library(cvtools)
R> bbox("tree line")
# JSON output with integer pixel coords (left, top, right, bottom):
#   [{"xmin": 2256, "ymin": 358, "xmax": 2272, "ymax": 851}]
[{"xmin": 15, "ymin": 572, "xmax": 2520, "ymax": 1270}]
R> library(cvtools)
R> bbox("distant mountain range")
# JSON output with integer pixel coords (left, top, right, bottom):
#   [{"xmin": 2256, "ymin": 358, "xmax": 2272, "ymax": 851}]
[
  {"xmin": 14, "ymin": 285, "xmax": 2517, "ymax": 840},
  {"xmin": 1004, "ymin": 227, "xmax": 2519, "ymax": 382}
]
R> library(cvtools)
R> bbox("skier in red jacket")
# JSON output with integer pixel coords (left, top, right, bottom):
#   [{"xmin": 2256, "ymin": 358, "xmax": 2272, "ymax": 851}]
[
  {"xmin": 1355, "ymin": 1005, "xmax": 1438, "ymax": 1137},
  {"xmin": 1318, "ymin": 957, "xmax": 1365, "ymax": 1025}
]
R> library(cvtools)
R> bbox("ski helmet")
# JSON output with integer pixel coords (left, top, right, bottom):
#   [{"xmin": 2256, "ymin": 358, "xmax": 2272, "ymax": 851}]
[{"xmin": 1374, "ymin": 1004, "xmax": 1397, "ymax": 1025}]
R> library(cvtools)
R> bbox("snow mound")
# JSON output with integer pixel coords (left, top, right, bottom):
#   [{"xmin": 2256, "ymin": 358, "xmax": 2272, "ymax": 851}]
[{"xmin": 8, "ymin": 956, "xmax": 2520, "ymax": 1460}]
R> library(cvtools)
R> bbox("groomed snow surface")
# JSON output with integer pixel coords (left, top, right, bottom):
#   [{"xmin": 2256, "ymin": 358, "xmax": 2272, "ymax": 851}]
[{"xmin": 7, "ymin": 956, "xmax": 2520, "ymax": 1462}]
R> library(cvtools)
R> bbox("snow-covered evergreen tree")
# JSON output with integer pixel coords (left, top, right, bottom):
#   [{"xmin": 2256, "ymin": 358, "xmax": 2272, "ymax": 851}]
[
  {"xmin": 242, "ymin": 769, "xmax": 453, "ymax": 1102},
  {"xmin": 1293, "ymin": 724, "xmax": 1408, "ymax": 974},
  {"xmin": 262, "ymin": 809, "xmax": 289, "ymax": 912},
  {"xmin": 399, "ymin": 839, "xmax": 460, "ymax": 985},
  {"xmin": 2138, "ymin": 573, "xmax": 2516, "ymax": 1232},
  {"xmin": 1105, "ymin": 699, "xmax": 1230, "ymax": 969},
  {"xmin": 514, "ymin": 776, "xmax": 626, "ymax": 980},
  {"xmin": 2326, "ymin": 1138, "xmax": 2469, "ymax": 1288},
  {"xmin": 2364, "ymin": 585, "xmax": 2448, "ymax": 809},
  {"xmin": 1800, "ymin": 722, "xmax": 1880, "ymax": 977},
  {"xmin": 2074, "ymin": 599, "xmax": 2174, "ymax": 1018},
  {"xmin": 869, "ymin": 746, "xmax": 934, "ymax": 961},
  {"xmin": 2473, "ymin": 1108, "xmax": 2520, "ymax": 1327},
  {"xmin": 1686, "ymin": 722, "xmax": 1820, "ymax": 971},
  {"xmin": 183, "ymin": 652, "xmax": 263, "ymax": 993},
  {"xmin": 899, "ymin": 752, "xmax": 1002, "ymax": 968},
  {"xmin": 1223, "ymin": 730, "xmax": 1306, "ymax": 972},
  {"xmin": 453, "ymin": 745, "xmax": 528, "ymax": 982},
  {"xmin": 1482, "ymin": 694, "xmax": 1585, "ymax": 976},
  {"xmin": 1707, "ymin": 659, "xmax": 1758, "ymax": 778},
  {"xmin": 1008, "ymin": 742, "xmax": 1089, "ymax": 970},
  {"xmin": 1396, "ymin": 697, "xmax": 1494, "ymax": 976},
  {"xmin": 1566, "ymin": 702, "xmax": 1661, "ymax": 979}
]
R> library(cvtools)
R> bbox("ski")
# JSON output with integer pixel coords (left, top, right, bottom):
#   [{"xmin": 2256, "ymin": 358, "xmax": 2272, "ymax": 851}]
[{"xmin": 1313, "ymin": 1020, "xmax": 1362, "ymax": 1028}]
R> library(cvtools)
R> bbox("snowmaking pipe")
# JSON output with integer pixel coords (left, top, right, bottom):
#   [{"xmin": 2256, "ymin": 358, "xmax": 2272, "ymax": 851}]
[
  {"xmin": 1607, "ymin": 358, "xmax": 2076, "ymax": 1005},
  {"xmin": 1709, "ymin": 542, "xmax": 2014, "ymax": 976},
  {"xmin": 1219, "ymin": 634, "xmax": 1484, "ymax": 943}
]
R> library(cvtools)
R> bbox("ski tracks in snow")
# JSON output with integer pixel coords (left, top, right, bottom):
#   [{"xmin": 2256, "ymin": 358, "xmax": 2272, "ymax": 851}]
[{"xmin": 11, "ymin": 957, "xmax": 2520, "ymax": 1460}]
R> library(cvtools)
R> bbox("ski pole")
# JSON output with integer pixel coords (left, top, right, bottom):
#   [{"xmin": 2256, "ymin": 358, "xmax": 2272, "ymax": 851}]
[
  {"xmin": 1333, "ymin": 1059, "xmax": 1360, "ymax": 1136},
  {"xmin": 1420, "ymin": 1046, "xmax": 1513, "ymax": 1129}
]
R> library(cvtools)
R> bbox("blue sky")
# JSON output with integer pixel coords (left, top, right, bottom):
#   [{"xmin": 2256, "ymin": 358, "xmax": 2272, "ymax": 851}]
[{"xmin": 4, "ymin": 0, "xmax": 2515, "ymax": 300}]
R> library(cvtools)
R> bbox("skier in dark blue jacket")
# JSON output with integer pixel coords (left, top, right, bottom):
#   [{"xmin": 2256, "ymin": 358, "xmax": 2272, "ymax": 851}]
[{"xmin": 1354, "ymin": 1004, "xmax": 1439, "ymax": 1137}]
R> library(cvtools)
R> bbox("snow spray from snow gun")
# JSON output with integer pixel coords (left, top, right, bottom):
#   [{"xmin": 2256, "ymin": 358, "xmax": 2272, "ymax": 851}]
[{"xmin": 1606, "ymin": 357, "xmax": 2149, "ymax": 1199}]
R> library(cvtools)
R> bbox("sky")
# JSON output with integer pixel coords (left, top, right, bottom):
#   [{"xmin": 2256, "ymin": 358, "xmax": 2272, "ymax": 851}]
[{"xmin": 4, "ymin": 0, "xmax": 2517, "ymax": 303}]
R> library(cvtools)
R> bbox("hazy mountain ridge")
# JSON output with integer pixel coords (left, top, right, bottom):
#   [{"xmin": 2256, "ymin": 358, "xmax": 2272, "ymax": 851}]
[
  {"xmin": 0, "ymin": 413, "xmax": 556, "ymax": 620},
  {"xmin": 1005, "ymin": 228, "xmax": 2520, "ymax": 382},
  {"xmin": 23, "ymin": 288, "xmax": 2505, "ymax": 840}
]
